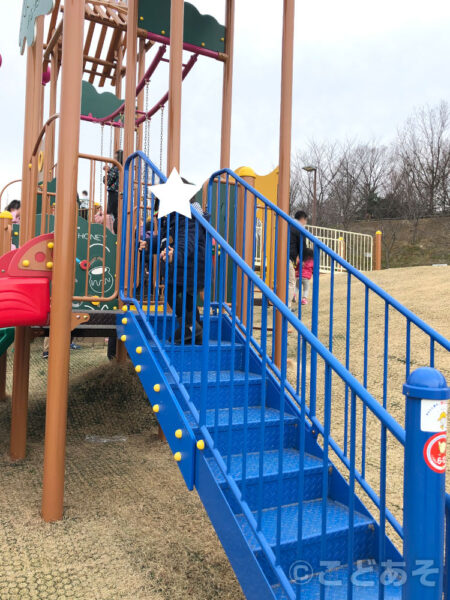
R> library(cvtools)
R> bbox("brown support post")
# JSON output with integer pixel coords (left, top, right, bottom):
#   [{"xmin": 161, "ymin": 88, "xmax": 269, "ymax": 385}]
[
  {"xmin": 167, "ymin": 0, "xmax": 184, "ymax": 172},
  {"xmin": 374, "ymin": 230, "xmax": 382, "ymax": 270},
  {"xmin": 235, "ymin": 169, "xmax": 256, "ymax": 324},
  {"xmin": 123, "ymin": 1, "xmax": 138, "ymax": 163},
  {"xmin": 220, "ymin": 0, "xmax": 235, "ymax": 168},
  {"xmin": 41, "ymin": 0, "xmax": 85, "ymax": 522},
  {"xmin": 274, "ymin": 0, "xmax": 295, "ymax": 368},
  {"xmin": 48, "ymin": 48, "xmax": 60, "ymax": 174},
  {"xmin": 136, "ymin": 38, "xmax": 146, "ymax": 153},
  {"xmin": 160, "ymin": 0, "xmax": 184, "ymax": 443},
  {"xmin": 0, "ymin": 211, "xmax": 12, "ymax": 401},
  {"xmin": 114, "ymin": 46, "xmax": 124, "ymax": 154},
  {"xmin": 117, "ymin": 0, "xmax": 138, "ymax": 363},
  {"xmin": 26, "ymin": 18, "xmax": 45, "ymax": 242},
  {"xmin": 10, "ymin": 16, "xmax": 45, "ymax": 461}
]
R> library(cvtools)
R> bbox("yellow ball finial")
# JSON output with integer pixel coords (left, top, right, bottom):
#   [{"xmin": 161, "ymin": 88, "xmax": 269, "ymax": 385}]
[
  {"xmin": 174, "ymin": 452, "xmax": 182, "ymax": 462},
  {"xmin": 175, "ymin": 429, "xmax": 182, "ymax": 439},
  {"xmin": 153, "ymin": 404, "xmax": 160, "ymax": 413},
  {"xmin": 46, "ymin": 261, "xmax": 53, "ymax": 269},
  {"xmin": 136, "ymin": 346, "xmax": 143, "ymax": 354},
  {"xmin": 122, "ymin": 305, "xmax": 128, "ymax": 312},
  {"xmin": 153, "ymin": 383, "xmax": 160, "ymax": 393},
  {"xmin": 235, "ymin": 166, "xmax": 256, "ymax": 178},
  {"xmin": 376, "ymin": 230, "xmax": 382, "ymax": 235},
  {"xmin": 0, "ymin": 211, "xmax": 13, "ymax": 220},
  {"xmin": 47, "ymin": 241, "xmax": 54, "ymax": 249},
  {"xmin": 121, "ymin": 317, "xmax": 128, "ymax": 325},
  {"xmin": 22, "ymin": 259, "xmax": 30, "ymax": 267},
  {"xmin": 135, "ymin": 364, "xmax": 141, "ymax": 373},
  {"xmin": 196, "ymin": 440, "xmax": 205, "ymax": 451}
]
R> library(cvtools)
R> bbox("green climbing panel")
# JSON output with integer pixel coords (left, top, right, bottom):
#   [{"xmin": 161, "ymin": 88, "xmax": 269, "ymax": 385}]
[
  {"xmin": 13, "ymin": 215, "xmax": 118, "ymax": 312},
  {"xmin": 80, "ymin": 80, "xmax": 124, "ymax": 121},
  {"xmin": 0, "ymin": 328, "xmax": 14, "ymax": 356},
  {"xmin": 36, "ymin": 177, "xmax": 56, "ymax": 214},
  {"xmin": 138, "ymin": 0, "xmax": 225, "ymax": 54},
  {"xmin": 73, "ymin": 217, "xmax": 117, "ymax": 312}
]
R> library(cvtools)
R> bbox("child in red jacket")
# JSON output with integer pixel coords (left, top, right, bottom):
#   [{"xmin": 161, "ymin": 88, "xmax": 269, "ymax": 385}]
[{"xmin": 295, "ymin": 248, "xmax": 314, "ymax": 305}]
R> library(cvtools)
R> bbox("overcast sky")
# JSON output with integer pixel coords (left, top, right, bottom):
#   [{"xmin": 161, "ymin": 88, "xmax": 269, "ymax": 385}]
[{"xmin": 1, "ymin": 0, "xmax": 450, "ymax": 204}]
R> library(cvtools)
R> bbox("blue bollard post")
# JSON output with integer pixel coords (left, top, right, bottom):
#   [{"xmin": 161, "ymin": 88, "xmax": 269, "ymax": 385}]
[{"xmin": 403, "ymin": 367, "xmax": 450, "ymax": 600}]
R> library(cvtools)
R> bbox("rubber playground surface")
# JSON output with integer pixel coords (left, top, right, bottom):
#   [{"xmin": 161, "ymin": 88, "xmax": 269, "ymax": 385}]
[{"xmin": 0, "ymin": 265, "xmax": 448, "ymax": 600}]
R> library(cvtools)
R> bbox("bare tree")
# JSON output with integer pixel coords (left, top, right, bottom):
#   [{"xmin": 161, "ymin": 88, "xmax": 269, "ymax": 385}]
[
  {"xmin": 291, "ymin": 141, "xmax": 340, "ymax": 224},
  {"xmin": 396, "ymin": 101, "xmax": 450, "ymax": 215},
  {"xmin": 289, "ymin": 100, "xmax": 450, "ymax": 230}
]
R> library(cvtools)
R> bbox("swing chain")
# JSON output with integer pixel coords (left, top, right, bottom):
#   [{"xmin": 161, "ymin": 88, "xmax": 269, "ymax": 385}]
[
  {"xmin": 109, "ymin": 124, "xmax": 113, "ymax": 158},
  {"xmin": 144, "ymin": 79, "xmax": 150, "ymax": 158},
  {"xmin": 100, "ymin": 124, "xmax": 104, "ymax": 207},
  {"xmin": 159, "ymin": 105, "xmax": 164, "ymax": 173},
  {"xmin": 119, "ymin": 115, "xmax": 123, "ymax": 152}
]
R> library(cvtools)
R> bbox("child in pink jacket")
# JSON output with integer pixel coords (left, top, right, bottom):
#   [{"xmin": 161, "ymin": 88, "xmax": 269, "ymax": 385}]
[{"xmin": 296, "ymin": 248, "xmax": 314, "ymax": 305}]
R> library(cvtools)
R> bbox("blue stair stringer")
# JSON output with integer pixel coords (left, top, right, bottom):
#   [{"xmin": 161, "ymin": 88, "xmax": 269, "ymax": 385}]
[
  {"xmin": 115, "ymin": 151, "xmax": 421, "ymax": 600},
  {"xmin": 117, "ymin": 309, "xmax": 404, "ymax": 600}
]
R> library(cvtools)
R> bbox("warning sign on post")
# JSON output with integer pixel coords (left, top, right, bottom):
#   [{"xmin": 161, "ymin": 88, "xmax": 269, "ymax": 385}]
[
  {"xmin": 423, "ymin": 433, "xmax": 447, "ymax": 473},
  {"xmin": 420, "ymin": 399, "xmax": 448, "ymax": 432}
]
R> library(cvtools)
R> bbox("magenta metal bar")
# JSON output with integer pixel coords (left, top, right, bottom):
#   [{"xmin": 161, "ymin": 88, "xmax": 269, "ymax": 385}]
[
  {"xmin": 80, "ymin": 51, "xmax": 198, "ymax": 130},
  {"xmin": 146, "ymin": 31, "xmax": 226, "ymax": 61},
  {"xmin": 135, "ymin": 45, "xmax": 167, "ymax": 97},
  {"xmin": 81, "ymin": 45, "xmax": 167, "ymax": 126},
  {"xmin": 135, "ymin": 53, "xmax": 198, "ymax": 125}
]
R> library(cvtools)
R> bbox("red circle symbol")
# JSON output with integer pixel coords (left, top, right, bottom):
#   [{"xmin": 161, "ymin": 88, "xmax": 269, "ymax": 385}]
[
  {"xmin": 423, "ymin": 432, "xmax": 447, "ymax": 474},
  {"xmin": 34, "ymin": 251, "xmax": 46, "ymax": 263},
  {"xmin": 79, "ymin": 260, "xmax": 89, "ymax": 271}
]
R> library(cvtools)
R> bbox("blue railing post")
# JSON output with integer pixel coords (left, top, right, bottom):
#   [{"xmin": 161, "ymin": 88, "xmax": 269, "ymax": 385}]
[{"xmin": 403, "ymin": 367, "xmax": 450, "ymax": 599}]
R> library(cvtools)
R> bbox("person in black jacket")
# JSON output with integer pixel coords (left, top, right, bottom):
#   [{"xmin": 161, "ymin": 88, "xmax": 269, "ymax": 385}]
[
  {"xmin": 140, "ymin": 200, "xmax": 208, "ymax": 344},
  {"xmin": 288, "ymin": 210, "xmax": 308, "ymax": 309}
]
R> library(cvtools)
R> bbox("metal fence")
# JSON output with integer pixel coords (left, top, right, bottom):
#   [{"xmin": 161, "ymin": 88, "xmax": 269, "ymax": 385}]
[{"xmin": 306, "ymin": 224, "xmax": 373, "ymax": 272}]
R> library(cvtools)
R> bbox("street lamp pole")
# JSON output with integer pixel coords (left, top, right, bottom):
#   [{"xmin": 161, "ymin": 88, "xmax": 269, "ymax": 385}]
[{"xmin": 303, "ymin": 165, "xmax": 317, "ymax": 225}]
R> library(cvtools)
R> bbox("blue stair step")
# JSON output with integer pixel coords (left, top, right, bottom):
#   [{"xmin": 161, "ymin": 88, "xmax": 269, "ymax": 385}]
[
  {"xmin": 272, "ymin": 561, "xmax": 403, "ymax": 599},
  {"xmin": 208, "ymin": 449, "xmax": 324, "ymax": 512},
  {"xmin": 160, "ymin": 341, "xmax": 246, "ymax": 371},
  {"xmin": 167, "ymin": 369, "xmax": 263, "ymax": 409},
  {"xmin": 187, "ymin": 406, "xmax": 299, "ymax": 454},
  {"xmin": 145, "ymin": 314, "xmax": 231, "ymax": 343},
  {"xmin": 238, "ymin": 500, "xmax": 375, "ymax": 581},
  {"xmin": 187, "ymin": 406, "xmax": 297, "ymax": 429}
]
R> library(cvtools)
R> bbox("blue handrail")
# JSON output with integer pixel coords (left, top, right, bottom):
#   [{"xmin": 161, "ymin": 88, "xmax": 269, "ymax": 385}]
[
  {"xmin": 120, "ymin": 153, "xmax": 405, "ymax": 445},
  {"xmin": 207, "ymin": 168, "xmax": 449, "ymax": 353},
  {"xmin": 119, "ymin": 151, "xmax": 448, "ymax": 600}
]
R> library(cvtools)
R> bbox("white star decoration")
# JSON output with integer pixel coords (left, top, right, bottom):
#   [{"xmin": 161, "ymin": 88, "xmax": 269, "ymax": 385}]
[{"xmin": 149, "ymin": 168, "xmax": 200, "ymax": 219}]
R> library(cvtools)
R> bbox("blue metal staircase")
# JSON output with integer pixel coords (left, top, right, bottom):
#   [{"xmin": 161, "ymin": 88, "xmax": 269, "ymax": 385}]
[{"xmin": 118, "ymin": 152, "xmax": 450, "ymax": 599}]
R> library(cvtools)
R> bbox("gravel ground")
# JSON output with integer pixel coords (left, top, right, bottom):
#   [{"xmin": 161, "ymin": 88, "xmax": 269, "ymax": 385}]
[{"xmin": 0, "ymin": 265, "xmax": 448, "ymax": 599}]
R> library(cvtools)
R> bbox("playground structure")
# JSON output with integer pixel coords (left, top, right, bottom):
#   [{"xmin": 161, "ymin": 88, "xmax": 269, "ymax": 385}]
[{"xmin": 1, "ymin": 1, "xmax": 449, "ymax": 599}]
